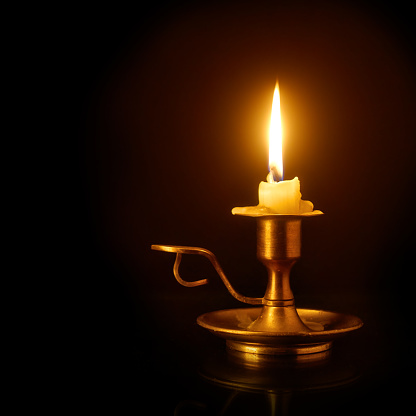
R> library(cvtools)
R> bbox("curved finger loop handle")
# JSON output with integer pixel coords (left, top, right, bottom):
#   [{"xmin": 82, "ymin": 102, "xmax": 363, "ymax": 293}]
[
  {"xmin": 151, "ymin": 244, "xmax": 262, "ymax": 305},
  {"xmin": 173, "ymin": 253, "xmax": 209, "ymax": 287}
]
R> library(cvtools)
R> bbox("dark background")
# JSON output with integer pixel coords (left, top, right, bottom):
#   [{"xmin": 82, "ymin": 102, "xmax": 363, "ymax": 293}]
[{"xmin": 66, "ymin": 1, "xmax": 415, "ymax": 413}]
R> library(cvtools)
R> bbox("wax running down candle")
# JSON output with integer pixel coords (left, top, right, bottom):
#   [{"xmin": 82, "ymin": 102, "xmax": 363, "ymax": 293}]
[{"xmin": 258, "ymin": 175, "xmax": 313, "ymax": 214}]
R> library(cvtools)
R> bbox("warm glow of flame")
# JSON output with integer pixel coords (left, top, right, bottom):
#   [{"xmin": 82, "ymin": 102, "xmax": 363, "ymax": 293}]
[{"xmin": 268, "ymin": 82, "xmax": 283, "ymax": 181}]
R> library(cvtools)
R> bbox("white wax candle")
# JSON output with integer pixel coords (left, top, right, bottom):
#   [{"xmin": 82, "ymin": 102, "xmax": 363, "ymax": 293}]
[{"xmin": 258, "ymin": 176, "xmax": 313, "ymax": 214}]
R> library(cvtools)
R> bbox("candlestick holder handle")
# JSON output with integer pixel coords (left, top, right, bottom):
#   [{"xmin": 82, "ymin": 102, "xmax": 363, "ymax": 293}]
[{"xmin": 151, "ymin": 244, "xmax": 263, "ymax": 305}]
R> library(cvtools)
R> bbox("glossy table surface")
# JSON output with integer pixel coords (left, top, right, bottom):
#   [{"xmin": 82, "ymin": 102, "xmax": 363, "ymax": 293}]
[{"xmin": 78, "ymin": 288, "xmax": 413, "ymax": 415}]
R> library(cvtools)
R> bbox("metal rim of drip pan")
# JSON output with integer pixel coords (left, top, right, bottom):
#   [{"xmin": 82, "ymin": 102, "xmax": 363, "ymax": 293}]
[{"xmin": 197, "ymin": 307, "xmax": 363, "ymax": 356}]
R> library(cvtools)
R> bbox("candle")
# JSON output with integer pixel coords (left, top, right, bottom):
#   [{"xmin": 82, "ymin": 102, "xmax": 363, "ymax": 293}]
[{"xmin": 258, "ymin": 82, "xmax": 313, "ymax": 214}]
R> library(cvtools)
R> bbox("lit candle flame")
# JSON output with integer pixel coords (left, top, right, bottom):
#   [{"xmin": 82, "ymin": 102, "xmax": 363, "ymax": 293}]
[{"xmin": 268, "ymin": 82, "xmax": 283, "ymax": 182}]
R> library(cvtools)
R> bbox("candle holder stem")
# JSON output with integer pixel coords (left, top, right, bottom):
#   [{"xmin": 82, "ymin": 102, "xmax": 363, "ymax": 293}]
[{"xmin": 247, "ymin": 217, "xmax": 310, "ymax": 333}]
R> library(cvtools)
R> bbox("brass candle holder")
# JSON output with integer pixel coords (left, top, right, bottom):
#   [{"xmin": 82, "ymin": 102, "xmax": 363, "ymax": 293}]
[{"xmin": 152, "ymin": 208, "xmax": 362, "ymax": 358}]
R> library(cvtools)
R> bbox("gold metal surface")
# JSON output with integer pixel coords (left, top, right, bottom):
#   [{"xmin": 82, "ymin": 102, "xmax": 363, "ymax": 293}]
[
  {"xmin": 231, "ymin": 206, "xmax": 324, "ymax": 217},
  {"xmin": 197, "ymin": 307, "xmax": 363, "ymax": 355},
  {"xmin": 227, "ymin": 346, "xmax": 332, "ymax": 367},
  {"xmin": 250, "ymin": 217, "xmax": 313, "ymax": 333},
  {"xmin": 151, "ymin": 210, "xmax": 363, "ymax": 358},
  {"xmin": 151, "ymin": 244, "xmax": 262, "ymax": 304}
]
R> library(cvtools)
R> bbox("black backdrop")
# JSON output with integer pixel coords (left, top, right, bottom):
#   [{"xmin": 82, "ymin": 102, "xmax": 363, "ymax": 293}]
[{"xmin": 67, "ymin": 1, "xmax": 415, "ymax": 412}]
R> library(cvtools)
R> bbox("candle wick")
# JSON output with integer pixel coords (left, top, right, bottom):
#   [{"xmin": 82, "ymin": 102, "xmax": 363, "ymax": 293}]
[{"xmin": 269, "ymin": 165, "xmax": 281, "ymax": 182}]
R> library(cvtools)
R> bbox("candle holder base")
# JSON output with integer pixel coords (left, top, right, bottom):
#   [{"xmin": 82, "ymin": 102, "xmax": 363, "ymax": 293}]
[
  {"xmin": 152, "ymin": 210, "xmax": 363, "ymax": 361},
  {"xmin": 197, "ymin": 307, "xmax": 362, "ymax": 356}
]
